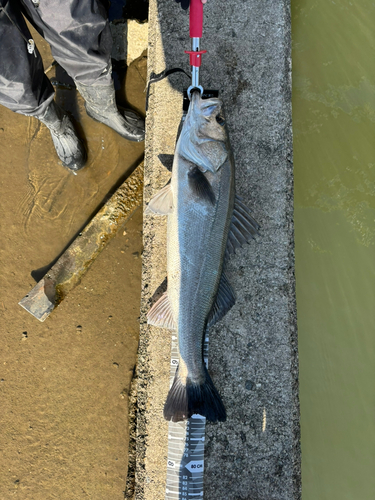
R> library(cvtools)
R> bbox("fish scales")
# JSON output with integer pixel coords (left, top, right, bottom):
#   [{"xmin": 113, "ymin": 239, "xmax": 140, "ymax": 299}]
[{"xmin": 169, "ymin": 156, "xmax": 233, "ymax": 377}]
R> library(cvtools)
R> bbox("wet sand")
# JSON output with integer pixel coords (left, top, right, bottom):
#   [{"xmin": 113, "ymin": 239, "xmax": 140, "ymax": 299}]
[{"xmin": 0, "ymin": 25, "xmax": 145, "ymax": 499}]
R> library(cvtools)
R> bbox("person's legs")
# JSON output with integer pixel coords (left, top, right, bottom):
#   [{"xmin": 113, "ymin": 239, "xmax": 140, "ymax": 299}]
[
  {"xmin": 0, "ymin": 0, "xmax": 54, "ymax": 115},
  {"xmin": 19, "ymin": 0, "xmax": 113, "ymax": 86},
  {"xmin": 20, "ymin": 0, "xmax": 145, "ymax": 142},
  {"xmin": 0, "ymin": 1, "xmax": 86, "ymax": 170}
]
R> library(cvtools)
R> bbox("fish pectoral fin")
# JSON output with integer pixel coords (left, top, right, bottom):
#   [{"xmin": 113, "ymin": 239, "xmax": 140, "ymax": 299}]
[
  {"xmin": 145, "ymin": 184, "xmax": 173, "ymax": 215},
  {"xmin": 207, "ymin": 272, "xmax": 236, "ymax": 328},
  {"xmin": 188, "ymin": 166, "xmax": 216, "ymax": 204},
  {"xmin": 225, "ymin": 194, "xmax": 261, "ymax": 260},
  {"xmin": 147, "ymin": 291, "xmax": 177, "ymax": 330}
]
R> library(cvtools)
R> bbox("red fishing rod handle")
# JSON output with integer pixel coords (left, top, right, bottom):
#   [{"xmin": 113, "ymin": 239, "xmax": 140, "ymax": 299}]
[{"xmin": 190, "ymin": 0, "xmax": 204, "ymax": 38}]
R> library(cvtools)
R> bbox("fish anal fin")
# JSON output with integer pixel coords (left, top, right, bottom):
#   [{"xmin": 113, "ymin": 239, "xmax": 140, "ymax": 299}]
[
  {"xmin": 145, "ymin": 184, "xmax": 173, "ymax": 215},
  {"xmin": 147, "ymin": 291, "xmax": 176, "ymax": 330},
  {"xmin": 207, "ymin": 272, "xmax": 236, "ymax": 329}
]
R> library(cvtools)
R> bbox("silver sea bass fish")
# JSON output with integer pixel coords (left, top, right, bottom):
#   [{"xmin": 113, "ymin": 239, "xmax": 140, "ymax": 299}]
[{"xmin": 146, "ymin": 91, "xmax": 259, "ymax": 422}]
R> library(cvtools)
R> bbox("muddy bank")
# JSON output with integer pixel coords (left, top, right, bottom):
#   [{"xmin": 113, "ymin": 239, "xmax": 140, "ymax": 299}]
[{"xmin": 0, "ymin": 21, "xmax": 146, "ymax": 500}]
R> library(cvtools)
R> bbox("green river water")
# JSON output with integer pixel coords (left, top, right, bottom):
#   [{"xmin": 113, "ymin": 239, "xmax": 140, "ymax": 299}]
[{"xmin": 292, "ymin": 1, "xmax": 375, "ymax": 498}]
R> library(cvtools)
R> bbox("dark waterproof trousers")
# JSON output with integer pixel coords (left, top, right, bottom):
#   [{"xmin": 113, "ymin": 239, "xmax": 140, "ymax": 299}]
[{"xmin": 0, "ymin": 0, "xmax": 113, "ymax": 116}]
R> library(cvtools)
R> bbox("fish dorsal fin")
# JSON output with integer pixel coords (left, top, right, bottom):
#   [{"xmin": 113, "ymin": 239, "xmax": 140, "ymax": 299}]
[
  {"xmin": 145, "ymin": 184, "xmax": 173, "ymax": 215},
  {"xmin": 225, "ymin": 194, "xmax": 260, "ymax": 259},
  {"xmin": 147, "ymin": 291, "xmax": 177, "ymax": 330},
  {"xmin": 207, "ymin": 272, "xmax": 236, "ymax": 329}
]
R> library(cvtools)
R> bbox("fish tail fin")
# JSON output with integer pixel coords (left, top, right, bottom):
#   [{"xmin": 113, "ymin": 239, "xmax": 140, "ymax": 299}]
[{"xmin": 163, "ymin": 365, "xmax": 226, "ymax": 423}]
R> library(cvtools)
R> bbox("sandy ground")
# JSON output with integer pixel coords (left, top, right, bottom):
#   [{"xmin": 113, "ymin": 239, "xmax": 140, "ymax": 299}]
[{"xmin": 0, "ymin": 24, "xmax": 146, "ymax": 500}]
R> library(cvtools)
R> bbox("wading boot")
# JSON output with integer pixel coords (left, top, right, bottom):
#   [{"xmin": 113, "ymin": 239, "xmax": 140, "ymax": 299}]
[
  {"xmin": 37, "ymin": 101, "xmax": 86, "ymax": 171},
  {"xmin": 75, "ymin": 81, "xmax": 145, "ymax": 142}
]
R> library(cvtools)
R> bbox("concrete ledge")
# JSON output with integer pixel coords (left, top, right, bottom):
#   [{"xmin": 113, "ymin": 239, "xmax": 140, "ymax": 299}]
[{"xmin": 136, "ymin": 1, "xmax": 300, "ymax": 498}]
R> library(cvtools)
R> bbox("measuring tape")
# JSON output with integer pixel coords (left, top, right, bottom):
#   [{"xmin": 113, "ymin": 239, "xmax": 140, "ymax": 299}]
[{"xmin": 165, "ymin": 334, "xmax": 209, "ymax": 499}]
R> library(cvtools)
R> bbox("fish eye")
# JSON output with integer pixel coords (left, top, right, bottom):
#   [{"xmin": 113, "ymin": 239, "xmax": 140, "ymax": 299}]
[{"xmin": 216, "ymin": 114, "xmax": 225, "ymax": 126}]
